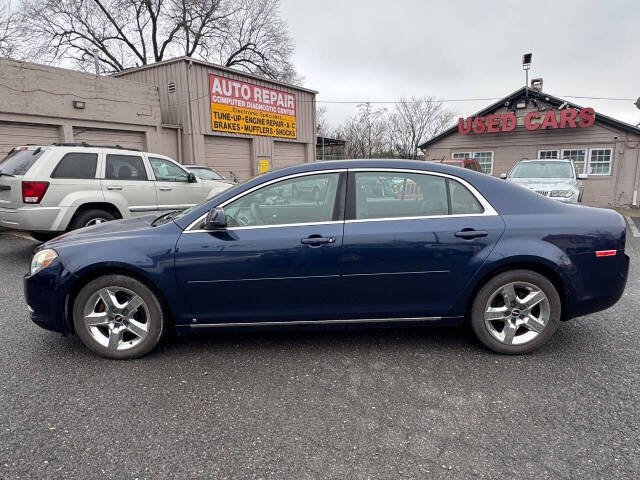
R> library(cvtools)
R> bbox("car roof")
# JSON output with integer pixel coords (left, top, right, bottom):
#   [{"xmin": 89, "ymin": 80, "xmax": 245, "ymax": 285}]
[{"xmin": 519, "ymin": 158, "xmax": 572, "ymax": 163}]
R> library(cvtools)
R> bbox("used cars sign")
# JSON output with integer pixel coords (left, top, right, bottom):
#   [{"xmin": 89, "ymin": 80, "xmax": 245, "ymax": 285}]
[
  {"xmin": 458, "ymin": 107, "xmax": 595, "ymax": 134},
  {"xmin": 209, "ymin": 74, "xmax": 297, "ymax": 139}
]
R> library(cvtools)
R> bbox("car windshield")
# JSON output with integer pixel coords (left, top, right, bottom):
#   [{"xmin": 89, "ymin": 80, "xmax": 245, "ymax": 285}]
[
  {"xmin": 189, "ymin": 167, "xmax": 224, "ymax": 180},
  {"xmin": 510, "ymin": 161, "xmax": 574, "ymax": 179},
  {"xmin": 159, "ymin": 181, "xmax": 239, "ymax": 225}
]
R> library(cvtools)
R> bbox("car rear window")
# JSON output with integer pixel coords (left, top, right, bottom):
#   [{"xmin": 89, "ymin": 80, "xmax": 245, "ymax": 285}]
[
  {"xmin": 51, "ymin": 153, "xmax": 98, "ymax": 179},
  {"xmin": 0, "ymin": 148, "xmax": 44, "ymax": 176}
]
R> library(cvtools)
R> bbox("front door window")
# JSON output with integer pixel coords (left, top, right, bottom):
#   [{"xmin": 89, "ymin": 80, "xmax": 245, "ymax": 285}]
[{"xmin": 224, "ymin": 172, "xmax": 341, "ymax": 227}]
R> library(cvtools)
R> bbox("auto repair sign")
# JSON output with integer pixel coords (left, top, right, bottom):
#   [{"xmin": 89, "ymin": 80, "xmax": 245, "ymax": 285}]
[
  {"xmin": 209, "ymin": 74, "xmax": 297, "ymax": 139},
  {"xmin": 458, "ymin": 108, "xmax": 595, "ymax": 134}
]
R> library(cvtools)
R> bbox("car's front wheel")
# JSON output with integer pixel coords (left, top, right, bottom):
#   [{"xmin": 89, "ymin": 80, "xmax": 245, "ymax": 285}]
[
  {"xmin": 72, "ymin": 275, "xmax": 167, "ymax": 359},
  {"xmin": 470, "ymin": 270, "xmax": 561, "ymax": 354}
]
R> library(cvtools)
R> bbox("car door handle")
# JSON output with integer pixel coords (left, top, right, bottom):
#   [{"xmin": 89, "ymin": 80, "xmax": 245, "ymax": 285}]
[
  {"xmin": 455, "ymin": 229, "xmax": 488, "ymax": 239},
  {"xmin": 159, "ymin": 186, "xmax": 172, "ymax": 191},
  {"xmin": 106, "ymin": 185, "xmax": 123, "ymax": 191},
  {"xmin": 301, "ymin": 235, "xmax": 336, "ymax": 246}
]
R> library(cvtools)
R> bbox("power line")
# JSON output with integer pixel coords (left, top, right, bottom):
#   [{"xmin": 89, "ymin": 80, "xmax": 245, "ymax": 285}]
[{"xmin": 316, "ymin": 95, "xmax": 636, "ymax": 104}]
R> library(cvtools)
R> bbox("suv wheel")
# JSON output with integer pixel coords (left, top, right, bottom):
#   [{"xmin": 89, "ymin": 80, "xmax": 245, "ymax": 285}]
[
  {"xmin": 73, "ymin": 275, "xmax": 167, "ymax": 359},
  {"xmin": 470, "ymin": 270, "xmax": 561, "ymax": 354},
  {"xmin": 69, "ymin": 209, "xmax": 116, "ymax": 230}
]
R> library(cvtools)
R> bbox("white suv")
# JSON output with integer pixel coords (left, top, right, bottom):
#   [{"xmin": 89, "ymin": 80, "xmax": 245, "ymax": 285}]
[{"xmin": 0, "ymin": 144, "xmax": 231, "ymax": 242}]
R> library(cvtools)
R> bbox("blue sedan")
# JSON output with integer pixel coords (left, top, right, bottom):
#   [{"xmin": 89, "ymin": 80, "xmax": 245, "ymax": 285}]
[{"xmin": 24, "ymin": 160, "xmax": 629, "ymax": 358}]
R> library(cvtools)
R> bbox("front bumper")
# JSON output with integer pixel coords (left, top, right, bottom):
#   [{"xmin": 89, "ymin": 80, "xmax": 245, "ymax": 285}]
[
  {"xmin": 0, "ymin": 206, "xmax": 72, "ymax": 232},
  {"xmin": 23, "ymin": 259, "xmax": 75, "ymax": 335}
]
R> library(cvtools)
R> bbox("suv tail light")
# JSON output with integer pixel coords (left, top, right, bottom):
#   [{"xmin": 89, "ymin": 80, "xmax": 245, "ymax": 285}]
[{"xmin": 22, "ymin": 181, "xmax": 49, "ymax": 204}]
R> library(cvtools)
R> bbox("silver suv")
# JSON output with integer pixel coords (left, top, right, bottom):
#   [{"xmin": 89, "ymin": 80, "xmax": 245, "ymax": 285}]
[
  {"xmin": 500, "ymin": 159, "xmax": 587, "ymax": 203},
  {"xmin": 0, "ymin": 144, "xmax": 231, "ymax": 241}
]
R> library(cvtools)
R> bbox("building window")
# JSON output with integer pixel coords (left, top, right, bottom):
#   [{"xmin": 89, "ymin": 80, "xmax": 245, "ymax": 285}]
[
  {"xmin": 539, "ymin": 150, "xmax": 559, "ymax": 159},
  {"xmin": 473, "ymin": 151, "xmax": 494, "ymax": 174},
  {"xmin": 562, "ymin": 149, "xmax": 587, "ymax": 174},
  {"xmin": 588, "ymin": 148, "xmax": 612, "ymax": 175},
  {"xmin": 452, "ymin": 152, "xmax": 471, "ymax": 159}
]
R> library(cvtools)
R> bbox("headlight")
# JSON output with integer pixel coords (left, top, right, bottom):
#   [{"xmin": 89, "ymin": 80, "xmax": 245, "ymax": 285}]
[
  {"xmin": 550, "ymin": 189, "xmax": 574, "ymax": 198},
  {"xmin": 30, "ymin": 249, "xmax": 58, "ymax": 275}
]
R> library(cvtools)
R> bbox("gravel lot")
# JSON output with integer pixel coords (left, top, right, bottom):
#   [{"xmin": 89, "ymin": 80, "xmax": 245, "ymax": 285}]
[{"xmin": 0, "ymin": 228, "xmax": 638, "ymax": 479}]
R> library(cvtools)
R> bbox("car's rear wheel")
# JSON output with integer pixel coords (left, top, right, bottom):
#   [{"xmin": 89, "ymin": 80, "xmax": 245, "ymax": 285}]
[
  {"xmin": 470, "ymin": 270, "xmax": 561, "ymax": 354},
  {"xmin": 72, "ymin": 275, "xmax": 166, "ymax": 359},
  {"xmin": 69, "ymin": 209, "xmax": 116, "ymax": 230}
]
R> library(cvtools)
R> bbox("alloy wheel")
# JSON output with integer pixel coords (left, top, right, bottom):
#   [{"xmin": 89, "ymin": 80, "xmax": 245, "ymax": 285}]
[
  {"xmin": 484, "ymin": 281, "xmax": 550, "ymax": 346},
  {"xmin": 82, "ymin": 286, "xmax": 150, "ymax": 351}
]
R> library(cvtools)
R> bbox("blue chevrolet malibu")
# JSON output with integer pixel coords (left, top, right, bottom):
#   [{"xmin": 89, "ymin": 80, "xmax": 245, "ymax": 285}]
[{"xmin": 24, "ymin": 160, "xmax": 629, "ymax": 359}]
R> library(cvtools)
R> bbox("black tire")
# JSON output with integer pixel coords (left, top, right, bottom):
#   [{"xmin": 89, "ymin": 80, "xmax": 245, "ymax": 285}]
[
  {"xmin": 69, "ymin": 208, "xmax": 116, "ymax": 230},
  {"xmin": 73, "ymin": 274, "xmax": 167, "ymax": 359},
  {"xmin": 470, "ymin": 269, "xmax": 561, "ymax": 354},
  {"xmin": 29, "ymin": 231, "xmax": 61, "ymax": 243}
]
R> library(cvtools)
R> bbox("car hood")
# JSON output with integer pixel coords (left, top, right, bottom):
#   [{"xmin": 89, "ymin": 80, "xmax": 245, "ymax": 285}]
[
  {"xmin": 507, "ymin": 178, "xmax": 578, "ymax": 190},
  {"xmin": 42, "ymin": 215, "xmax": 161, "ymax": 249}
]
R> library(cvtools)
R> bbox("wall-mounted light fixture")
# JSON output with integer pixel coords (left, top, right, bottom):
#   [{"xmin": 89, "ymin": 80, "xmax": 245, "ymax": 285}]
[{"xmin": 72, "ymin": 100, "xmax": 86, "ymax": 109}]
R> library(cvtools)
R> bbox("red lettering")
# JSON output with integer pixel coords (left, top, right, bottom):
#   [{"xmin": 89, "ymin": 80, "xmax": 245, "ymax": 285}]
[
  {"xmin": 525, "ymin": 112, "xmax": 542, "ymax": 130},
  {"xmin": 540, "ymin": 110, "xmax": 559, "ymax": 130},
  {"xmin": 458, "ymin": 117, "xmax": 472, "ymax": 134},
  {"xmin": 487, "ymin": 114, "xmax": 501, "ymax": 133},
  {"xmin": 578, "ymin": 107, "xmax": 595, "ymax": 128},
  {"xmin": 472, "ymin": 116, "xmax": 486, "ymax": 134},
  {"xmin": 501, "ymin": 113, "xmax": 517, "ymax": 132},
  {"xmin": 559, "ymin": 108, "xmax": 578, "ymax": 128}
]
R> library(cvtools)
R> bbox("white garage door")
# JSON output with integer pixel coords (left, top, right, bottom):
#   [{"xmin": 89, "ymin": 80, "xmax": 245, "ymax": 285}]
[
  {"xmin": 0, "ymin": 122, "xmax": 60, "ymax": 158},
  {"xmin": 73, "ymin": 127, "xmax": 146, "ymax": 151},
  {"xmin": 204, "ymin": 136, "xmax": 252, "ymax": 182},
  {"xmin": 273, "ymin": 141, "xmax": 306, "ymax": 169}
]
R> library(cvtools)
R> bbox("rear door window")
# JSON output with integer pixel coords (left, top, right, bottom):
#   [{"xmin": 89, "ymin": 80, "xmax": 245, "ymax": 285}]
[
  {"xmin": 0, "ymin": 148, "xmax": 44, "ymax": 176},
  {"xmin": 51, "ymin": 153, "xmax": 98, "ymax": 179},
  {"xmin": 105, "ymin": 154, "xmax": 148, "ymax": 180}
]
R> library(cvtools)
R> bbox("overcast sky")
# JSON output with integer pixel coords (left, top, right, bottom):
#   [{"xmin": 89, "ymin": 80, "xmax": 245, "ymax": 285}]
[{"xmin": 280, "ymin": 0, "xmax": 640, "ymax": 129}]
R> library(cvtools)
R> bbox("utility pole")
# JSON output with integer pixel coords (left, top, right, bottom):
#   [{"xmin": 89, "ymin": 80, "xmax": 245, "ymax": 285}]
[{"xmin": 92, "ymin": 49, "xmax": 100, "ymax": 75}]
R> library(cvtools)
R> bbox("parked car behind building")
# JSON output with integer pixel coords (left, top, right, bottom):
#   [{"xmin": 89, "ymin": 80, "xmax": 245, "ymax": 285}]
[{"xmin": 0, "ymin": 144, "xmax": 231, "ymax": 242}]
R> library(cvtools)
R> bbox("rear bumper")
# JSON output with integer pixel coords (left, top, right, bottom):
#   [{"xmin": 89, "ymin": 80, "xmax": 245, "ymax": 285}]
[
  {"xmin": 565, "ymin": 251, "xmax": 629, "ymax": 319},
  {"xmin": 23, "ymin": 260, "xmax": 74, "ymax": 335},
  {"xmin": 0, "ymin": 206, "xmax": 72, "ymax": 232}
]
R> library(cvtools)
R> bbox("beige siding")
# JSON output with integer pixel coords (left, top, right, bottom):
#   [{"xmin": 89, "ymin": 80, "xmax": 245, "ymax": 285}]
[
  {"xmin": 0, "ymin": 122, "xmax": 61, "ymax": 157},
  {"xmin": 0, "ymin": 59, "xmax": 161, "ymax": 127},
  {"xmin": 73, "ymin": 127, "xmax": 146, "ymax": 151},
  {"xmin": 204, "ymin": 136, "xmax": 252, "ymax": 181},
  {"xmin": 273, "ymin": 141, "xmax": 306, "ymax": 169}
]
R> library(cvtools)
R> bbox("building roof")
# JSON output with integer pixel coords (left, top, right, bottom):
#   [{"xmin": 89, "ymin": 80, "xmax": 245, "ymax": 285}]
[
  {"xmin": 114, "ymin": 56, "xmax": 318, "ymax": 95},
  {"xmin": 418, "ymin": 86, "xmax": 640, "ymax": 149}
]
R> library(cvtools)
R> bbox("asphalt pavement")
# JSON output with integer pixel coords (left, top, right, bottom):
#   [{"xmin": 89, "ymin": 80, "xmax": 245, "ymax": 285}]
[{"xmin": 0, "ymin": 229, "xmax": 638, "ymax": 479}]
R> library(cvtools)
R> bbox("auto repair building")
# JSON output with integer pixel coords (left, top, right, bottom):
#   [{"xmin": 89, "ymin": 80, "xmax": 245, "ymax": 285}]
[
  {"xmin": 0, "ymin": 57, "xmax": 317, "ymax": 181},
  {"xmin": 419, "ymin": 86, "xmax": 640, "ymax": 207}
]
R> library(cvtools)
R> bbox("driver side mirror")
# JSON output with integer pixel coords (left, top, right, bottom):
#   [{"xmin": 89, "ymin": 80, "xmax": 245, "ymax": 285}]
[
  {"xmin": 499, "ymin": 173, "xmax": 507, "ymax": 179},
  {"xmin": 188, "ymin": 172, "xmax": 197, "ymax": 183},
  {"xmin": 204, "ymin": 207, "xmax": 227, "ymax": 230},
  {"xmin": 578, "ymin": 173, "xmax": 588, "ymax": 180}
]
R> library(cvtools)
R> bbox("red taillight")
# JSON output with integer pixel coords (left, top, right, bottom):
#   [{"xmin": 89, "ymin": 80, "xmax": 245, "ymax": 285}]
[
  {"xmin": 22, "ymin": 181, "xmax": 49, "ymax": 204},
  {"xmin": 595, "ymin": 250, "xmax": 617, "ymax": 257}
]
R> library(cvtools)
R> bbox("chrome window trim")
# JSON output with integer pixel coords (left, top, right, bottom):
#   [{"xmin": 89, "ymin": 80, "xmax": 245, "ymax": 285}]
[
  {"xmin": 348, "ymin": 167, "xmax": 498, "ymax": 218},
  {"xmin": 184, "ymin": 166, "xmax": 498, "ymax": 232},
  {"xmin": 185, "ymin": 169, "xmax": 347, "ymax": 231}
]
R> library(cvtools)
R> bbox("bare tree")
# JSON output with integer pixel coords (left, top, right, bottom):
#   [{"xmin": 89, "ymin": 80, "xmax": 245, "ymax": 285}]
[
  {"xmin": 334, "ymin": 103, "xmax": 387, "ymax": 159},
  {"xmin": 18, "ymin": 0, "xmax": 299, "ymax": 82},
  {"xmin": 385, "ymin": 96, "xmax": 453, "ymax": 159},
  {"xmin": 0, "ymin": 0, "xmax": 19, "ymax": 57}
]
